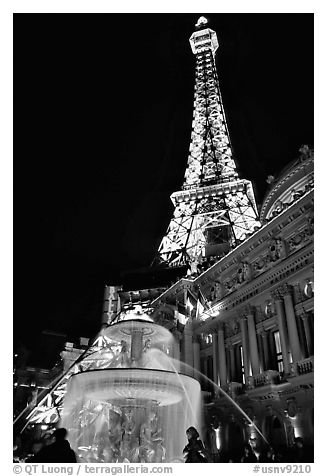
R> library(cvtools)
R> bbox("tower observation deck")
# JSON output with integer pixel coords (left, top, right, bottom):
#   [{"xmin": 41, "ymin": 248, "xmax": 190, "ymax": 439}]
[{"xmin": 156, "ymin": 17, "xmax": 261, "ymax": 268}]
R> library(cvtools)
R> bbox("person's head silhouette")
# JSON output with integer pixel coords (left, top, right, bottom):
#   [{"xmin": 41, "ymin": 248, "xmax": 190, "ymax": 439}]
[{"xmin": 53, "ymin": 428, "xmax": 68, "ymax": 441}]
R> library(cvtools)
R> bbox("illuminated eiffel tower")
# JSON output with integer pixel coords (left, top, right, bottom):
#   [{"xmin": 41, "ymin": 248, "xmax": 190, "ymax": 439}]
[{"xmin": 157, "ymin": 17, "xmax": 261, "ymax": 268}]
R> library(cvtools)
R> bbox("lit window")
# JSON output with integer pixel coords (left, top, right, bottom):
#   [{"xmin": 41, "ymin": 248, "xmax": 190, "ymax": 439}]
[
  {"xmin": 240, "ymin": 346, "xmax": 245, "ymax": 384},
  {"xmin": 273, "ymin": 331, "xmax": 284, "ymax": 372},
  {"xmin": 205, "ymin": 333, "xmax": 213, "ymax": 344}
]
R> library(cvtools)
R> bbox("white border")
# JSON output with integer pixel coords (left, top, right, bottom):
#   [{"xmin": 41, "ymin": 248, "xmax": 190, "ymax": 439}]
[{"xmin": 3, "ymin": 2, "xmax": 325, "ymax": 474}]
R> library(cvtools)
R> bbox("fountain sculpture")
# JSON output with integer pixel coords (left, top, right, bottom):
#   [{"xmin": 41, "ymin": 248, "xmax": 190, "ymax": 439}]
[{"xmin": 61, "ymin": 309, "xmax": 202, "ymax": 463}]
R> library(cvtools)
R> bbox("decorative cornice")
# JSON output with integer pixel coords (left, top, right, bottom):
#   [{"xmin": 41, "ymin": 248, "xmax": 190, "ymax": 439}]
[
  {"xmin": 260, "ymin": 157, "xmax": 313, "ymax": 220},
  {"xmin": 195, "ymin": 246, "xmax": 313, "ymax": 335}
]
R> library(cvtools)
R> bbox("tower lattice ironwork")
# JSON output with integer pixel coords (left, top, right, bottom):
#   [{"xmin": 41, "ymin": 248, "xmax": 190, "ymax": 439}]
[{"xmin": 156, "ymin": 17, "xmax": 261, "ymax": 268}]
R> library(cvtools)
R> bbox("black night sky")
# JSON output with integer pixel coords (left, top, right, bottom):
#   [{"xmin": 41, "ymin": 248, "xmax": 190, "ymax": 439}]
[{"xmin": 14, "ymin": 13, "xmax": 313, "ymax": 367}]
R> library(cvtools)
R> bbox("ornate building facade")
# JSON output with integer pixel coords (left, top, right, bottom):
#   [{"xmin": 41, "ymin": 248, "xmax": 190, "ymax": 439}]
[{"xmin": 151, "ymin": 148, "xmax": 314, "ymax": 456}]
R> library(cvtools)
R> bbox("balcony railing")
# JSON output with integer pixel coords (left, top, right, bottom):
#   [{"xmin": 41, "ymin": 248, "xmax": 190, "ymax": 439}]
[
  {"xmin": 246, "ymin": 370, "xmax": 280, "ymax": 389},
  {"xmin": 290, "ymin": 356, "xmax": 314, "ymax": 376}
]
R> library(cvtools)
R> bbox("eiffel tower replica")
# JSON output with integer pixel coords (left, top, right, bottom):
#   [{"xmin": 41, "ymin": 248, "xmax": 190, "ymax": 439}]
[{"xmin": 156, "ymin": 17, "xmax": 261, "ymax": 270}]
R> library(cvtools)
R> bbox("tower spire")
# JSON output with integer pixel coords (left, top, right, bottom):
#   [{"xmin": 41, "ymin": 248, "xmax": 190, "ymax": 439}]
[{"xmin": 156, "ymin": 20, "xmax": 261, "ymax": 268}]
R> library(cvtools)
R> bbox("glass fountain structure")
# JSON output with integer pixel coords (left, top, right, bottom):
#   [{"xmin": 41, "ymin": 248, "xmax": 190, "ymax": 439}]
[{"xmin": 60, "ymin": 309, "xmax": 202, "ymax": 463}]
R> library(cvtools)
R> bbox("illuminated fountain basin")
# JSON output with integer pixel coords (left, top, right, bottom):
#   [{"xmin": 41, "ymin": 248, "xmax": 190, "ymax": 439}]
[{"xmin": 61, "ymin": 314, "xmax": 202, "ymax": 463}]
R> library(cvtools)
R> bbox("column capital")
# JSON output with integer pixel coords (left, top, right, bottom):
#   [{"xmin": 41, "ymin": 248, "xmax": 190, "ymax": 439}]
[
  {"xmin": 241, "ymin": 304, "xmax": 255, "ymax": 316},
  {"xmin": 228, "ymin": 319, "xmax": 240, "ymax": 335},
  {"xmin": 192, "ymin": 335, "xmax": 200, "ymax": 344},
  {"xmin": 259, "ymin": 329, "xmax": 268, "ymax": 339},
  {"xmin": 280, "ymin": 283, "xmax": 293, "ymax": 297},
  {"xmin": 217, "ymin": 321, "xmax": 225, "ymax": 332},
  {"xmin": 172, "ymin": 329, "xmax": 183, "ymax": 341},
  {"xmin": 271, "ymin": 288, "xmax": 283, "ymax": 301},
  {"xmin": 271, "ymin": 284, "xmax": 293, "ymax": 300}
]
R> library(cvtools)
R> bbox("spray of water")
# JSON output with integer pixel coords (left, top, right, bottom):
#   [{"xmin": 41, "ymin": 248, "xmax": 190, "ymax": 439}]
[
  {"xmin": 144, "ymin": 348, "xmax": 200, "ymax": 426},
  {"xmin": 151, "ymin": 348, "xmax": 269, "ymax": 446}
]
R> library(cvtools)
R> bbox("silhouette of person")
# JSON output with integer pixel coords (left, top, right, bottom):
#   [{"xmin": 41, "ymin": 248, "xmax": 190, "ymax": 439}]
[
  {"xmin": 241, "ymin": 443, "xmax": 257, "ymax": 462},
  {"xmin": 183, "ymin": 426, "xmax": 208, "ymax": 463},
  {"xmin": 25, "ymin": 439, "xmax": 45, "ymax": 462},
  {"xmin": 33, "ymin": 428, "xmax": 77, "ymax": 463}
]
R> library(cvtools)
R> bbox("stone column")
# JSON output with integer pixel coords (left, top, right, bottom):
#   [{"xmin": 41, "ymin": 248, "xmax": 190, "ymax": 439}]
[
  {"xmin": 301, "ymin": 313, "xmax": 313, "ymax": 356},
  {"xmin": 296, "ymin": 314, "xmax": 307, "ymax": 358},
  {"xmin": 193, "ymin": 337, "xmax": 201, "ymax": 380},
  {"xmin": 183, "ymin": 320, "xmax": 194, "ymax": 376},
  {"xmin": 282, "ymin": 285, "xmax": 303, "ymax": 362},
  {"xmin": 217, "ymin": 324, "xmax": 227, "ymax": 386},
  {"xmin": 228, "ymin": 345, "xmax": 236, "ymax": 382},
  {"xmin": 272, "ymin": 290, "xmax": 290, "ymax": 374},
  {"xmin": 240, "ymin": 316, "xmax": 251, "ymax": 378},
  {"xmin": 257, "ymin": 332, "xmax": 264, "ymax": 373},
  {"xmin": 260, "ymin": 331, "xmax": 270, "ymax": 371},
  {"xmin": 171, "ymin": 331, "xmax": 181, "ymax": 372},
  {"xmin": 172, "ymin": 332, "xmax": 181, "ymax": 361},
  {"xmin": 246, "ymin": 308, "xmax": 260, "ymax": 375},
  {"xmin": 212, "ymin": 331, "xmax": 219, "ymax": 384},
  {"xmin": 203, "ymin": 357, "xmax": 208, "ymax": 376}
]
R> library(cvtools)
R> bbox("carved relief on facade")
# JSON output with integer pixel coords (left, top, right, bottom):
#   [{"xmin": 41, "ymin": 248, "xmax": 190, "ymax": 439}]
[
  {"xmin": 225, "ymin": 320, "xmax": 239, "ymax": 338},
  {"xmin": 299, "ymin": 144, "xmax": 313, "ymax": 161},
  {"xmin": 251, "ymin": 305, "xmax": 269, "ymax": 324},
  {"xmin": 269, "ymin": 237, "xmax": 288, "ymax": 262},
  {"xmin": 303, "ymin": 278, "xmax": 314, "ymax": 299},
  {"xmin": 252, "ymin": 237, "xmax": 290, "ymax": 280},
  {"xmin": 264, "ymin": 300, "xmax": 275, "ymax": 317},
  {"xmin": 288, "ymin": 214, "xmax": 313, "ymax": 252},
  {"xmin": 236, "ymin": 263, "xmax": 245, "ymax": 284},
  {"xmin": 236, "ymin": 260, "xmax": 253, "ymax": 284},
  {"xmin": 253, "ymin": 254, "xmax": 270, "ymax": 273},
  {"xmin": 210, "ymin": 280, "xmax": 225, "ymax": 302},
  {"xmin": 242, "ymin": 261, "xmax": 253, "ymax": 282},
  {"xmin": 271, "ymin": 199, "xmax": 287, "ymax": 217},
  {"xmin": 304, "ymin": 213, "xmax": 314, "ymax": 235},
  {"xmin": 224, "ymin": 276, "xmax": 238, "ymax": 293}
]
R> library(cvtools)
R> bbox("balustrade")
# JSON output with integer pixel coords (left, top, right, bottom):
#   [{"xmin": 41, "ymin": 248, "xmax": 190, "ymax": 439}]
[
  {"xmin": 290, "ymin": 356, "xmax": 314, "ymax": 376},
  {"xmin": 246, "ymin": 370, "xmax": 280, "ymax": 389}
]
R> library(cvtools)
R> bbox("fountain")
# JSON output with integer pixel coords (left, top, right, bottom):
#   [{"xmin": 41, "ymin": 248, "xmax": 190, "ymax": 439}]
[{"xmin": 60, "ymin": 309, "xmax": 202, "ymax": 463}]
